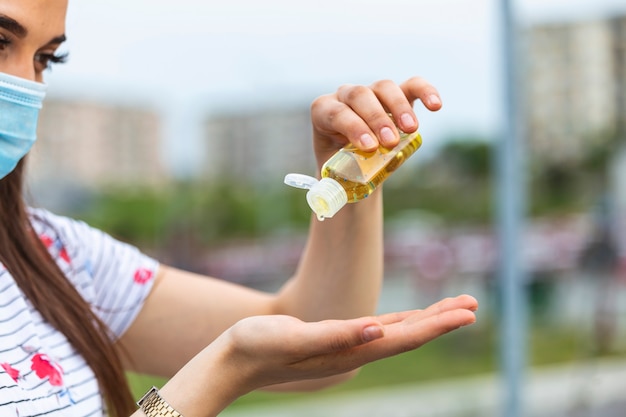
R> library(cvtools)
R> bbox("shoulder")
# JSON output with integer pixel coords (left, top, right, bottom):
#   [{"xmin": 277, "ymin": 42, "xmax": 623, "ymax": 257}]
[
  {"xmin": 28, "ymin": 206, "xmax": 125, "ymax": 256},
  {"xmin": 28, "ymin": 206, "xmax": 93, "ymax": 242},
  {"xmin": 27, "ymin": 207, "xmax": 161, "ymax": 337},
  {"xmin": 27, "ymin": 206, "xmax": 157, "ymax": 268}
]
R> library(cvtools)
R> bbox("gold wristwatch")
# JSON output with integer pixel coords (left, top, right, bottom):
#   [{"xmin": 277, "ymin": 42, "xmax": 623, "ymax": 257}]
[{"xmin": 137, "ymin": 386, "xmax": 183, "ymax": 417}]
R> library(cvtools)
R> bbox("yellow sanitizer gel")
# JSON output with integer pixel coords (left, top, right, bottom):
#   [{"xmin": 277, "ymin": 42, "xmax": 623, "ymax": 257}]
[{"xmin": 285, "ymin": 129, "xmax": 422, "ymax": 221}]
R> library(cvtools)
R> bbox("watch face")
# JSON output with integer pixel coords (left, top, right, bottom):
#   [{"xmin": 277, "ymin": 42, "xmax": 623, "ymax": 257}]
[
  {"xmin": 137, "ymin": 386, "xmax": 159, "ymax": 407},
  {"xmin": 137, "ymin": 387, "xmax": 183, "ymax": 417}
]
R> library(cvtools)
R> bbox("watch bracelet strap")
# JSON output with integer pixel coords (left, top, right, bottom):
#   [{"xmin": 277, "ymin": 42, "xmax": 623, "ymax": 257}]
[{"xmin": 137, "ymin": 386, "xmax": 184, "ymax": 417}]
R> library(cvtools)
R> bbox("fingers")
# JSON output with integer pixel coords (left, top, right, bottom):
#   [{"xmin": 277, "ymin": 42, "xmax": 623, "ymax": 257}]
[
  {"xmin": 311, "ymin": 92, "xmax": 382, "ymax": 151},
  {"xmin": 408, "ymin": 307, "xmax": 476, "ymax": 345},
  {"xmin": 316, "ymin": 307, "xmax": 476, "ymax": 373},
  {"xmin": 303, "ymin": 295, "xmax": 477, "ymax": 356},
  {"xmin": 311, "ymin": 76, "xmax": 442, "ymax": 154},
  {"xmin": 387, "ymin": 308, "xmax": 476, "ymax": 354},
  {"xmin": 401, "ymin": 76, "xmax": 442, "ymax": 112},
  {"xmin": 370, "ymin": 79, "xmax": 419, "ymax": 133},
  {"xmin": 300, "ymin": 317, "xmax": 385, "ymax": 356},
  {"xmin": 375, "ymin": 294, "xmax": 478, "ymax": 326},
  {"xmin": 334, "ymin": 81, "xmax": 412, "ymax": 150},
  {"xmin": 418, "ymin": 294, "xmax": 479, "ymax": 318},
  {"xmin": 378, "ymin": 295, "xmax": 478, "ymax": 355}
]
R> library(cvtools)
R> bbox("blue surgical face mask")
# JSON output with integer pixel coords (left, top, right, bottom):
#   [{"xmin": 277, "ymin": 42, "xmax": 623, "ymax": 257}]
[{"xmin": 0, "ymin": 72, "xmax": 47, "ymax": 180}]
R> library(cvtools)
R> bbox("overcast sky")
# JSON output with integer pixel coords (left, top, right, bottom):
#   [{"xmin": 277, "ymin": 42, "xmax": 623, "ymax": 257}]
[{"xmin": 45, "ymin": 0, "xmax": 626, "ymax": 174}]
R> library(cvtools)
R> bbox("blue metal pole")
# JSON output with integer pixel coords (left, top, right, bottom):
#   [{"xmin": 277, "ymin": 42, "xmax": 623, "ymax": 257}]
[{"xmin": 496, "ymin": 0, "xmax": 527, "ymax": 416}]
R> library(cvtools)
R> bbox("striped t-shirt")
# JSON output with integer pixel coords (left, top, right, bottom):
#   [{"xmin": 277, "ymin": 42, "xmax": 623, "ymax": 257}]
[{"xmin": 0, "ymin": 208, "xmax": 159, "ymax": 417}]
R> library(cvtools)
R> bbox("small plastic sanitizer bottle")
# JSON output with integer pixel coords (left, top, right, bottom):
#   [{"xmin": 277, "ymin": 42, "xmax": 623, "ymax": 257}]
[{"xmin": 285, "ymin": 128, "xmax": 423, "ymax": 221}]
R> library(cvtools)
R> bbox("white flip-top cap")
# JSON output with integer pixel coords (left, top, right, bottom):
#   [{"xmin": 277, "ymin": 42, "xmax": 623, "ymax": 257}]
[
  {"xmin": 284, "ymin": 174, "xmax": 348, "ymax": 221},
  {"xmin": 284, "ymin": 173, "xmax": 318, "ymax": 190}
]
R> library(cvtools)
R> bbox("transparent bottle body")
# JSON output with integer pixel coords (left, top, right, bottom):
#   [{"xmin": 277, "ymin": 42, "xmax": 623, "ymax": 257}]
[{"xmin": 320, "ymin": 130, "xmax": 422, "ymax": 203}]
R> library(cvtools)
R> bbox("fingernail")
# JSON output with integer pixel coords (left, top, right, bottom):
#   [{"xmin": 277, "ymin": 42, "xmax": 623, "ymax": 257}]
[
  {"xmin": 359, "ymin": 133, "xmax": 377, "ymax": 149},
  {"xmin": 380, "ymin": 127, "xmax": 396, "ymax": 145},
  {"xmin": 363, "ymin": 325, "xmax": 384, "ymax": 342},
  {"xmin": 428, "ymin": 94, "xmax": 441, "ymax": 107},
  {"xmin": 400, "ymin": 112, "xmax": 416, "ymax": 129}
]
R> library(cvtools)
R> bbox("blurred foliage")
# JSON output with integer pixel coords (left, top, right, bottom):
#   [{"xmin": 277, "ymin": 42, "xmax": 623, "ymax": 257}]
[
  {"xmin": 71, "ymin": 181, "xmax": 310, "ymax": 249},
  {"xmin": 68, "ymin": 133, "xmax": 613, "ymax": 249},
  {"xmin": 435, "ymin": 138, "xmax": 493, "ymax": 179},
  {"xmin": 384, "ymin": 138, "xmax": 494, "ymax": 225},
  {"xmin": 528, "ymin": 128, "xmax": 621, "ymax": 217}
]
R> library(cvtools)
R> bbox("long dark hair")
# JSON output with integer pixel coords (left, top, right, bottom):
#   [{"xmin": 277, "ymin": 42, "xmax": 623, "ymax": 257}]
[{"xmin": 0, "ymin": 159, "xmax": 135, "ymax": 416}]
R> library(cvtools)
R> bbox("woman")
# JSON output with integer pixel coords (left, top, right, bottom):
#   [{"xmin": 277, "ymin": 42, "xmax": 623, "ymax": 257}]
[{"xmin": 0, "ymin": 1, "xmax": 478, "ymax": 416}]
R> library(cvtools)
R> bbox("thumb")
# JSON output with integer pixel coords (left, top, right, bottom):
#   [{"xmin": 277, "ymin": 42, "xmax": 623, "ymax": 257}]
[{"xmin": 305, "ymin": 317, "xmax": 385, "ymax": 355}]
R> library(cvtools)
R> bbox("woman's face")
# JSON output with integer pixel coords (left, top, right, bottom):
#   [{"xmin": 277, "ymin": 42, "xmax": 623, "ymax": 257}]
[{"xmin": 0, "ymin": 0, "xmax": 67, "ymax": 82}]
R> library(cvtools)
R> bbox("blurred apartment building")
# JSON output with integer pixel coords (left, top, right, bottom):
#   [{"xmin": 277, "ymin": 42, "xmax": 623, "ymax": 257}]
[
  {"xmin": 28, "ymin": 100, "xmax": 168, "ymax": 190},
  {"xmin": 202, "ymin": 107, "xmax": 315, "ymax": 185},
  {"xmin": 523, "ymin": 14, "xmax": 626, "ymax": 164},
  {"xmin": 27, "ymin": 97, "xmax": 316, "ymax": 199}
]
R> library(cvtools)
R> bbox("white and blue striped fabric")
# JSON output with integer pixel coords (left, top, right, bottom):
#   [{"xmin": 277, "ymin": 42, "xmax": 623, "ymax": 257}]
[{"xmin": 0, "ymin": 208, "xmax": 159, "ymax": 417}]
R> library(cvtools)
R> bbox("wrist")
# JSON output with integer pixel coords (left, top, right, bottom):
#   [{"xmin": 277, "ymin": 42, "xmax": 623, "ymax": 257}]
[{"xmin": 155, "ymin": 336, "xmax": 252, "ymax": 417}]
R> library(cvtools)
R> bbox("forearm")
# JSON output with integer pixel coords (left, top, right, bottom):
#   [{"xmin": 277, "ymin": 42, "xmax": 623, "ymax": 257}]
[{"xmin": 276, "ymin": 189, "xmax": 384, "ymax": 321}]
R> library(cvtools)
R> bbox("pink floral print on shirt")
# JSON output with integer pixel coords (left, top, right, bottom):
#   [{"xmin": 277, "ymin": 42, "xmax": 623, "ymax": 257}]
[
  {"xmin": 133, "ymin": 267, "xmax": 154, "ymax": 284},
  {"xmin": 39, "ymin": 233, "xmax": 71, "ymax": 264},
  {"xmin": 31, "ymin": 353, "xmax": 64, "ymax": 386},
  {"xmin": 39, "ymin": 234, "xmax": 54, "ymax": 248},
  {"xmin": 1, "ymin": 362, "xmax": 19, "ymax": 382}
]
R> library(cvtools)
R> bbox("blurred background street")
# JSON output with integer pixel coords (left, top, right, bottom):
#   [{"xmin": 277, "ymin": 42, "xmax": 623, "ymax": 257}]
[
  {"xmin": 24, "ymin": 0, "xmax": 626, "ymax": 415},
  {"xmin": 220, "ymin": 358, "xmax": 626, "ymax": 417}
]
